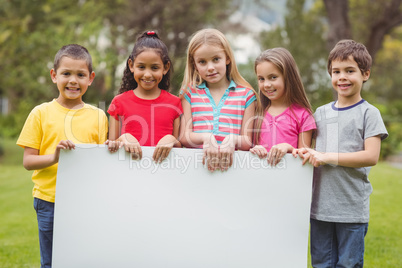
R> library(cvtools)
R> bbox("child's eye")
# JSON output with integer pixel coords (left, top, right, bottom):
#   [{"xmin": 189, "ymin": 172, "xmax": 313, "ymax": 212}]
[
  {"xmin": 270, "ymin": 76, "xmax": 277, "ymax": 80},
  {"xmin": 213, "ymin": 57, "xmax": 220, "ymax": 62},
  {"xmin": 198, "ymin": 60, "xmax": 206, "ymax": 65},
  {"xmin": 258, "ymin": 77, "xmax": 264, "ymax": 82},
  {"xmin": 152, "ymin": 66, "xmax": 160, "ymax": 70},
  {"xmin": 332, "ymin": 70, "xmax": 340, "ymax": 74},
  {"xmin": 62, "ymin": 72, "xmax": 70, "ymax": 76},
  {"xmin": 78, "ymin": 73, "xmax": 86, "ymax": 78}
]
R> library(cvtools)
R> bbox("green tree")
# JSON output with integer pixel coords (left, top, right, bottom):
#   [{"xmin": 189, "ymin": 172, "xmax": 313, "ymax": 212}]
[
  {"xmin": 97, "ymin": 0, "xmax": 233, "ymax": 101},
  {"xmin": 258, "ymin": 0, "xmax": 331, "ymax": 109},
  {"xmin": 258, "ymin": 0, "xmax": 402, "ymax": 157},
  {"xmin": 0, "ymin": 0, "xmax": 233, "ymax": 137}
]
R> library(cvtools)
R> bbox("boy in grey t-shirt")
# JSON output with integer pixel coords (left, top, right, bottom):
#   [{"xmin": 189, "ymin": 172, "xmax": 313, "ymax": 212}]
[{"xmin": 299, "ymin": 40, "xmax": 388, "ymax": 268}]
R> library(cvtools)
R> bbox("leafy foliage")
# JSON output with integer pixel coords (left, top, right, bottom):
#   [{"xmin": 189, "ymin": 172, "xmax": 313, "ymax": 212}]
[
  {"xmin": 257, "ymin": 0, "xmax": 402, "ymax": 157},
  {"xmin": 0, "ymin": 0, "xmax": 233, "ymax": 137}
]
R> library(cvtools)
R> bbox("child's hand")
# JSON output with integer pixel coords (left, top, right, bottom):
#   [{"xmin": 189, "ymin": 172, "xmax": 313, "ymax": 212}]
[
  {"xmin": 120, "ymin": 133, "xmax": 142, "ymax": 160},
  {"xmin": 54, "ymin": 140, "xmax": 75, "ymax": 163},
  {"xmin": 105, "ymin": 140, "xmax": 123, "ymax": 153},
  {"xmin": 219, "ymin": 135, "xmax": 236, "ymax": 171},
  {"xmin": 203, "ymin": 135, "xmax": 220, "ymax": 172},
  {"xmin": 153, "ymin": 135, "xmax": 177, "ymax": 163},
  {"xmin": 267, "ymin": 143, "xmax": 290, "ymax": 166},
  {"xmin": 298, "ymin": 148, "xmax": 326, "ymax": 167},
  {"xmin": 250, "ymin": 145, "xmax": 268, "ymax": 159}
]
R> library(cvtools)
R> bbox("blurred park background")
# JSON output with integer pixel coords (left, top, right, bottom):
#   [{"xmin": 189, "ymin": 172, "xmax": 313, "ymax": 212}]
[
  {"xmin": 0, "ymin": 0, "xmax": 402, "ymax": 159},
  {"xmin": 0, "ymin": 0, "xmax": 401, "ymax": 267}
]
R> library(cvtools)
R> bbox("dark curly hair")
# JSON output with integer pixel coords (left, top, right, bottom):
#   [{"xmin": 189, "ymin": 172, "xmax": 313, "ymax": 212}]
[{"xmin": 119, "ymin": 31, "xmax": 173, "ymax": 94}]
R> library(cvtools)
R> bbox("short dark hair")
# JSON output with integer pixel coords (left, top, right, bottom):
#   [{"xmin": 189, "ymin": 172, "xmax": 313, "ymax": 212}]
[
  {"xmin": 53, "ymin": 44, "xmax": 93, "ymax": 73},
  {"xmin": 327, "ymin": 39, "xmax": 372, "ymax": 76}
]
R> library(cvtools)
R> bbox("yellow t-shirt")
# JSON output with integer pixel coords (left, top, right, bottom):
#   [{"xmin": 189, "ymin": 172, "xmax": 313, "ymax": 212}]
[{"xmin": 17, "ymin": 99, "xmax": 108, "ymax": 202}]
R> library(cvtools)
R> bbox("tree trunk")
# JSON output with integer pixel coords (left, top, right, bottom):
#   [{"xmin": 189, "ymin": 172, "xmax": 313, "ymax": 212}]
[
  {"xmin": 323, "ymin": 0, "xmax": 402, "ymax": 62},
  {"xmin": 366, "ymin": 0, "xmax": 402, "ymax": 61},
  {"xmin": 323, "ymin": 0, "xmax": 353, "ymax": 51}
]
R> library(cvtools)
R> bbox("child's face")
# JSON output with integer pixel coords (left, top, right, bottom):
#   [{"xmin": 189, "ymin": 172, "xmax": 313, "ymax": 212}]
[
  {"xmin": 51, "ymin": 56, "xmax": 95, "ymax": 107},
  {"xmin": 331, "ymin": 55, "xmax": 370, "ymax": 105},
  {"xmin": 193, "ymin": 44, "xmax": 230, "ymax": 89},
  {"xmin": 256, "ymin": 61, "xmax": 286, "ymax": 104},
  {"xmin": 129, "ymin": 49, "xmax": 169, "ymax": 96}
]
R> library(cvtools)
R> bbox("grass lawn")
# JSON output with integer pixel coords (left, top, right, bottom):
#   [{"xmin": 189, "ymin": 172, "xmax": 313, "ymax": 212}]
[{"xmin": 1, "ymin": 138, "xmax": 401, "ymax": 267}]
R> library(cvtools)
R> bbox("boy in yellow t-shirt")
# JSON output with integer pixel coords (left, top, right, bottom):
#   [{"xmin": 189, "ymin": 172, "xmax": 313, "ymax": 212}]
[{"xmin": 17, "ymin": 44, "xmax": 108, "ymax": 268}]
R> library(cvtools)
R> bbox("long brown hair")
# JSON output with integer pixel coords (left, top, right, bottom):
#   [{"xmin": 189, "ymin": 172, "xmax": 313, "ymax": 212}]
[{"xmin": 254, "ymin": 48, "xmax": 312, "ymax": 145}]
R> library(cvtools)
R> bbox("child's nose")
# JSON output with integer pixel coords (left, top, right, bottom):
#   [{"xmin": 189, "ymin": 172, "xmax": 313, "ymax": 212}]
[
  {"xmin": 144, "ymin": 70, "xmax": 152, "ymax": 77},
  {"xmin": 339, "ymin": 71, "xmax": 347, "ymax": 79},
  {"xmin": 69, "ymin": 75, "xmax": 78, "ymax": 83},
  {"xmin": 207, "ymin": 62, "xmax": 215, "ymax": 71}
]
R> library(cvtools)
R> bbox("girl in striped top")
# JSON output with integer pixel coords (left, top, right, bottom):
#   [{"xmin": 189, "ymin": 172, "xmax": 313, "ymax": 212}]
[{"xmin": 179, "ymin": 28, "xmax": 259, "ymax": 172}]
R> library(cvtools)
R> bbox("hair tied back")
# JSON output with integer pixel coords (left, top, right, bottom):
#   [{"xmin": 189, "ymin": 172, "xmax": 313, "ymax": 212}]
[{"xmin": 147, "ymin": 31, "xmax": 156, "ymax": 36}]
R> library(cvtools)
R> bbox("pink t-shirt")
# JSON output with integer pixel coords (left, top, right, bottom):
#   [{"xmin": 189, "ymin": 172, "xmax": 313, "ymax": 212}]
[{"xmin": 259, "ymin": 104, "xmax": 316, "ymax": 150}]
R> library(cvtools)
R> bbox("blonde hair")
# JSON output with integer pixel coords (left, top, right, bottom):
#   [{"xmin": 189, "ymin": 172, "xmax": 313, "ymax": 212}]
[
  {"xmin": 181, "ymin": 28, "xmax": 255, "ymax": 92},
  {"xmin": 254, "ymin": 48, "xmax": 313, "ymax": 145},
  {"xmin": 181, "ymin": 28, "xmax": 261, "ymax": 145}
]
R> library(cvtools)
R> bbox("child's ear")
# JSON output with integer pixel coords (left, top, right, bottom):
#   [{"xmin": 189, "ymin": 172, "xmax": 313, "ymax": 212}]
[
  {"xmin": 163, "ymin": 62, "xmax": 171, "ymax": 75},
  {"xmin": 128, "ymin": 59, "xmax": 135, "ymax": 73},
  {"xmin": 50, "ymin": 69, "xmax": 57, "ymax": 83},
  {"xmin": 88, "ymin": 71, "xmax": 95, "ymax": 86},
  {"xmin": 363, "ymin": 70, "xmax": 370, "ymax": 82}
]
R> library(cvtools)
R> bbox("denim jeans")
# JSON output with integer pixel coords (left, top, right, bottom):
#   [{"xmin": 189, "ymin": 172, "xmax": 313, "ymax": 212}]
[
  {"xmin": 310, "ymin": 218, "xmax": 368, "ymax": 268},
  {"xmin": 34, "ymin": 198, "xmax": 54, "ymax": 268}
]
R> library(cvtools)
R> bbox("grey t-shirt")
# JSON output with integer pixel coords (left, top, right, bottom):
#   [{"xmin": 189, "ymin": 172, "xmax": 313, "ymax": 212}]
[{"xmin": 311, "ymin": 99, "xmax": 388, "ymax": 223}]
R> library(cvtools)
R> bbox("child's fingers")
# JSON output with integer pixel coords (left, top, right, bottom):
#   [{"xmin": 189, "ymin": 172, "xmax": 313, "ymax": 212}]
[
  {"xmin": 274, "ymin": 153, "xmax": 284, "ymax": 166},
  {"xmin": 58, "ymin": 140, "xmax": 75, "ymax": 150},
  {"xmin": 138, "ymin": 147, "xmax": 143, "ymax": 160},
  {"xmin": 153, "ymin": 147, "xmax": 161, "ymax": 162},
  {"xmin": 251, "ymin": 146, "xmax": 267, "ymax": 159},
  {"xmin": 302, "ymin": 153, "xmax": 310, "ymax": 165},
  {"xmin": 219, "ymin": 152, "xmax": 229, "ymax": 171},
  {"xmin": 161, "ymin": 148, "xmax": 171, "ymax": 162},
  {"xmin": 66, "ymin": 140, "xmax": 75, "ymax": 149},
  {"xmin": 208, "ymin": 151, "xmax": 219, "ymax": 172},
  {"xmin": 153, "ymin": 147, "xmax": 171, "ymax": 163},
  {"xmin": 130, "ymin": 146, "xmax": 142, "ymax": 160},
  {"xmin": 107, "ymin": 140, "xmax": 118, "ymax": 152},
  {"xmin": 267, "ymin": 151, "xmax": 275, "ymax": 166}
]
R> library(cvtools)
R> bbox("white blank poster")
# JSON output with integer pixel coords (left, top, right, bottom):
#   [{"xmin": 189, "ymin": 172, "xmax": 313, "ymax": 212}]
[{"xmin": 53, "ymin": 145, "xmax": 313, "ymax": 268}]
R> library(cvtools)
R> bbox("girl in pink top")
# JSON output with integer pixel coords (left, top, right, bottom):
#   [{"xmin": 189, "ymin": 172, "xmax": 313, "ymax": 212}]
[{"xmin": 250, "ymin": 48, "xmax": 316, "ymax": 166}]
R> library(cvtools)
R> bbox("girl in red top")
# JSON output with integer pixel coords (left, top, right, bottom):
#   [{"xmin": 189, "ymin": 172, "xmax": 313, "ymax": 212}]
[{"xmin": 107, "ymin": 31, "xmax": 183, "ymax": 162}]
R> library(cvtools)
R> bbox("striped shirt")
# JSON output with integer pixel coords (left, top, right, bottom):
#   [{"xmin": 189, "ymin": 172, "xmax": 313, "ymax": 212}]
[{"xmin": 184, "ymin": 80, "xmax": 256, "ymax": 145}]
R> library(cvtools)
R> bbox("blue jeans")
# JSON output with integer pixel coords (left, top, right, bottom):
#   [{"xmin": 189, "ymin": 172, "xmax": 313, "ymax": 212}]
[
  {"xmin": 310, "ymin": 218, "xmax": 368, "ymax": 268},
  {"xmin": 34, "ymin": 198, "xmax": 54, "ymax": 268}
]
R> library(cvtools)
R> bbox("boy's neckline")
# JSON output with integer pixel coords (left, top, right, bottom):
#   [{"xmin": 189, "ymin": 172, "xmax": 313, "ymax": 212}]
[
  {"xmin": 55, "ymin": 98, "xmax": 85, "ymax": 110},
  {"xmin": 332, "ymin": 99, "xmax": 365, "ymax": 111}
]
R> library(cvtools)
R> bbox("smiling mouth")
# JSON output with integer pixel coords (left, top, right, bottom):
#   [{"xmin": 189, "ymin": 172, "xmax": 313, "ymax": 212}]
[
  {"xmin": 338, "ymin": 84, "xmax": 351, "ymax": 89},
  {"xmin": 265, "ymin": 89, "xmax": 276, "ymax": 94},
  {"xmin": 66, "ymin": 87, "xmax": 79, "ymax": 91}
]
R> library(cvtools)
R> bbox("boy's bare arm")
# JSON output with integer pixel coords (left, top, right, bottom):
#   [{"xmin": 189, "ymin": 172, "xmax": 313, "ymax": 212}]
[
  {"xmin": 300, "ymin": 135, "xmax": 381, "ymax": 168},
  {"xmin": 23, "ymin": 141, "xmax": 75, "ymax": 170}
]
